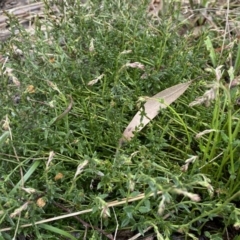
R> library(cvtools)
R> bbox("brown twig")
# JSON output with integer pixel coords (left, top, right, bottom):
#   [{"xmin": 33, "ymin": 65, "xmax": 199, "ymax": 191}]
[{"xmin": 51, "ymin": 95, "xmax": 73, "ymax": 125}]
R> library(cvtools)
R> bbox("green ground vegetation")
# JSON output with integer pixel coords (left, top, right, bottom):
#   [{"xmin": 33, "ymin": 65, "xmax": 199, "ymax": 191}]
[{"xmin": 0, "ymin": 0, "xmax": 240, "ymax": 239}]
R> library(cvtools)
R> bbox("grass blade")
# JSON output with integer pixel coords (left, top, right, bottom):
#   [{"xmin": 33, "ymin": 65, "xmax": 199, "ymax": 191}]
[
  {"xmin": 10, "ymin": 161, "xmax": 41, "ymax": 194},
  {"xmin": 234, "ymin": 43, "xmax": 240, "ymax": 75},
  {"xmin": 39, "ymin": 224, "xmax": 78, "ymax": 240}
]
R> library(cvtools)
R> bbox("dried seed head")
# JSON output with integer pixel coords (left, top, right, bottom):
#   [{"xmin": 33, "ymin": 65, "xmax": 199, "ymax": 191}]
[
  {"xmin": 26, "ymin": 85, "xmax": 35, "ymax": 94},
  {"xmin": 54, "ymin": 172, "xmax": 64, "ymax": 181},
  {"xmin": 36, "ymin": 198, "xmax": 46, "ymax": 208}
]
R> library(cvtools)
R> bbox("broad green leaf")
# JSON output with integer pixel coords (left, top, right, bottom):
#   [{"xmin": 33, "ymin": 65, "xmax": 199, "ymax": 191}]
[{"xmin": 138, "ymin": 206, "xmax": 150, "ymax": 213}]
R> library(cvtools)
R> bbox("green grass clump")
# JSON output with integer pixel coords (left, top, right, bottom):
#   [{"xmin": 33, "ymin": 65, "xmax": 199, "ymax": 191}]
[{"xmin": 0, "ymin": 0, "xmax": 239, "ymax": 239}]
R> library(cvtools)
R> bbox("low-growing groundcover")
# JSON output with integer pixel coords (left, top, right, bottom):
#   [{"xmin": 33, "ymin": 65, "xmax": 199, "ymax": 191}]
[{"xmin": 0, "ymin": 0, "xmax": 240, "ymax": 239}]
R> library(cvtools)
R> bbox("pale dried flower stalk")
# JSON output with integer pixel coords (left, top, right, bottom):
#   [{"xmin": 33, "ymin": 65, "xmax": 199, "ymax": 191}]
[
  {"xmin": 215, "ymin": 65, "xmax": 224, "ymax": 82},
  {"xmin": 195, "ymin": 129, "xmax": 217, "ymax": 139},
  {"xmin": 10, "ymin": 202, "xmax": 29, "ymax": 218},
  {"xmin": 22, "ymin": 187, "xmax": 37, "ymax": 194},
  {"xmin": 120, "ymin": 50, "xmax": 132, "ymax": 55},
  {"xmin": 173, "ymin": 188, "xmax": 201, "ymax": 202},
  {"xmin": 158, "ymin": 195, "xmax": 166, "ymax": 215},
  {"xmin": 129, "ymin": 179, "xmax": 135, "ymax": 192},
  {"xmin": 125, "ymin": 62, "xmax": 145, "ymax": 70},
  {"xmin": 87, "ymin": 74, "xmax": 104, "ymax": 86},
  {"xmin": 74, "ymin": 160, "xmax": 89, "ymax": 179},
  {"xmin": 181, "ymin": 155, "xmax": 198, "ymax": 172},
  {"xmin": 189, "ymin": 66, "xmax": 224, "ymax": 107},
  {"xmin": 189, "ymin": 86, "xmax": 218, "ymax": 107},
  {"xmin": 47, "ymin": 81, "xmax": 62, "ymax": 94},
  {"xmin": 89, "ymin": 38, "xmax": 95, "ymax": 52},
  {"xmin": 46, "ymin": 151, "xmax": 55, "ymax": 170},
  {"xmin": 2, "ymin": 115, "xmax": 10, "ymax": 131}
]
